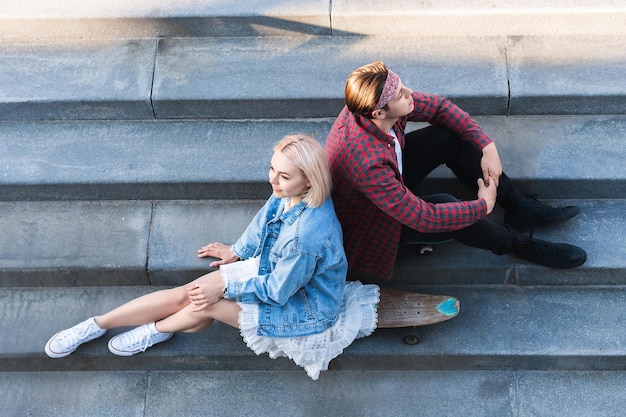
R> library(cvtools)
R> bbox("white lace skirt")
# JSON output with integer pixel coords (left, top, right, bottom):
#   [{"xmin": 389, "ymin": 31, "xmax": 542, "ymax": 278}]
[{"xmin": 220, "ymin": 258, "xmax": 379, "ymax": 380}]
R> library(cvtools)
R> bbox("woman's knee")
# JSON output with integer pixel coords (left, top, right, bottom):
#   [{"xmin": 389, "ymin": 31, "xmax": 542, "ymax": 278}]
[
  {"xmin": 177, "ymin": 304, "xmax": 215, "ymax": 333},
  {"xmin": 166, "ymin": 286, "xmax": 192, "ymax": 307}
]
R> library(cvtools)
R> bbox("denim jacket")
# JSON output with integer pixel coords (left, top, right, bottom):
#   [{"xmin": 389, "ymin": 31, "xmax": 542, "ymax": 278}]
[{"xmin": 227, "ymin": 195, "xmax": 347, "ymax": 338}]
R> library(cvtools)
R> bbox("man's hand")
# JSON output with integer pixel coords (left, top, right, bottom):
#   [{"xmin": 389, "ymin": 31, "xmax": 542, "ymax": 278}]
[
  {"xmin": 480, "ymin": 143, "xmax": 502, "ymax": 187},
  {"xmin": 477, "ymin": 176, "xmax": 497, "ymax": 215}
]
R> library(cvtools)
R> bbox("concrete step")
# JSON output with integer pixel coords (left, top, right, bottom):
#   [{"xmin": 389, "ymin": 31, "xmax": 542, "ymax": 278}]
[
  {"xmin": 1, "ymin": 0, "xmax": 625, "ymax": 38},
  {"xmin": 2, "ymin": 115, "xmax": 625, "ymax": 202},
  {"xmin": 1, "ymin": 370, "xmax": 625, "ymax": 417},
  {"xmin": 2, "ymin": 4, "xmax": 622, "ymax": 414},
  {"xmin": 0, "ymin": 198, "xmax": 621, "ymax": 288},
  {"xmin": 3, "ymin": 285, "xmax": 625, "ymax": 373},
  {"xmin": 0, "ymin": 35, "xmax": 624, "ymax": 120}
]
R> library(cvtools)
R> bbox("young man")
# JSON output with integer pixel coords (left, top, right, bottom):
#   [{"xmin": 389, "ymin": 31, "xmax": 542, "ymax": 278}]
[{"xmin": 326, "ymin": 61, "xmax": 586, "ymax": 281}]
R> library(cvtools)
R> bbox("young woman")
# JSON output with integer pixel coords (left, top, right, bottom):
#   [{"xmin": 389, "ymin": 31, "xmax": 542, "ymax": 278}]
[
  {"xmin": 45, "ymin": 134, "xmax": 379, "ymax": 380},
  {"xmin": 326, "ymin": 61, "xmax": 587, "ymax": 281}
]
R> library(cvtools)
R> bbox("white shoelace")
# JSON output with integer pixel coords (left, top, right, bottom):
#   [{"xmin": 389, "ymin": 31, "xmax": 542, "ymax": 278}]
[
  {"xmin": 57, "ymin": 320, "xmax": 97, "ymax": 350},
  {"xmin": 118, "ymin": 325, "xmax": 153, "ymax": 353}
]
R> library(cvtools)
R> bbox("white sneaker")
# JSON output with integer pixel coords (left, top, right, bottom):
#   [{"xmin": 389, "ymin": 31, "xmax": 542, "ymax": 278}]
[
  {"xmin": 108, "ymin": 323, "xmax": 173, "ymax": 356},
  {"xmin": 45, "ymin": 317, "xmax": 106, "ymax": 358}
]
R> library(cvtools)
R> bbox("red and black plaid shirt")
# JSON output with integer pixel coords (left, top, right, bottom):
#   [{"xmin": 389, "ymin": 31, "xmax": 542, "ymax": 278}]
[{"xmin": 326, "ymin": 92, "xmax": 492, "ymax": 281}]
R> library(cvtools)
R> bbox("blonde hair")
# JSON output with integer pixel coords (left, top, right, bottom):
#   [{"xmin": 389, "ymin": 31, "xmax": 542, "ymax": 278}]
[
  {"xmin": 273, "ymin": 134, "xmax": 332, "ymax": 208},
  {"xmin": 344, "ymin": 61, "xmax": 389, "ymax": 117}
]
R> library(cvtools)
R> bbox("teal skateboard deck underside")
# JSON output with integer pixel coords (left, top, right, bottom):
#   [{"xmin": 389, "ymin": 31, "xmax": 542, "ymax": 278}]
[{"xmin": 376, "ymin": 288, "xmax": 460, "ymax": 328}]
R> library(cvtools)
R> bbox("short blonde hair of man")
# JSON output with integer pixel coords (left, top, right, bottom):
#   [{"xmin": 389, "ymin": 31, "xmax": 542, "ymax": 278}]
[
  {"xmin": 344, "ymin": 61, "xmax": 389, "ymax": 117},
  {"xmin": 273, "ymin": 134, "xmax": 332, "ymax": 208}
]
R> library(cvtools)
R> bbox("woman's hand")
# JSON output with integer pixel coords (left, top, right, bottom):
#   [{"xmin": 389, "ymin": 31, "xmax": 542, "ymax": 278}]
[
  {"xmin": 186, "ymin": 271, "xmax": 226, "ymax": 312},
  {"xmin": 197, "ymin": 242, "xmax": 239, "ymax": 267},
  {"xmin": 480, "ymin": 143, "xmax": 502, "ymax": 187}
]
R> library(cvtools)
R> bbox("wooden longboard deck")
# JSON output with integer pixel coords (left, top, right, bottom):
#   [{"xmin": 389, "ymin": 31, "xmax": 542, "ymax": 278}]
[{"xmin": 376, "ymin": 288, "xmax": 460, "ymax": 328}]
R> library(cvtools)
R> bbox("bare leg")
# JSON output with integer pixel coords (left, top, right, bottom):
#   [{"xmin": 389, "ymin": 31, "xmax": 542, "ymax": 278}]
[
  {"xmin": 94, "ymin": 286, "xmax": 190, "ymax": 329},
  {"xmin": 155, "ymin": 298, "xmax": 242, "ymax": 333}
]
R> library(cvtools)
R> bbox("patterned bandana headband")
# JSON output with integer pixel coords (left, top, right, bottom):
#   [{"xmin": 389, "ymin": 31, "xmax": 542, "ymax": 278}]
[{"xmin": 373, "ymin": 69, "xmax": 400, "ymax": 111}]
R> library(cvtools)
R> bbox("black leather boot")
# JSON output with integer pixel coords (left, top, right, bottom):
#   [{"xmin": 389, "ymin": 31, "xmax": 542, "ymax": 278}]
[
  {"xmin": 504, "ymin": 191, "xmax": 579, "ymax": 231},
  {"xmin": 512, "ymin": 235, "xmax": 587, "ymax": 268}
]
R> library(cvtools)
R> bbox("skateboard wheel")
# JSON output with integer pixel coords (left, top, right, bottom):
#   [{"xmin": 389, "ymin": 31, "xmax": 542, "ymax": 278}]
[
  {"xmin": 419, "ymin": 245, "xmax": 433, "ymax": 255},
  {"xmin": 403, "ymin": 334, "xmax": 420, "ymax": 345}
]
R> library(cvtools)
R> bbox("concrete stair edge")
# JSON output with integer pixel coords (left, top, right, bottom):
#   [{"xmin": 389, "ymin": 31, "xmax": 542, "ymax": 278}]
[
  {"xmin": 2, "ymin": 369, "xmax": 625, "ymax": 417},
  {"xmin": 3, "ymin": 285, "xmax": 625, "ymax": 373},
  {"xmin": 1, "ymin": 35, "xmax": 625, "ymax": 120},
  {"xmin": 1, "ymin": 115, "xmax": 625, "ymax": 201},
  {"xmin": 0, "ymin": 198, "xmax": 620, "ymax": 287},
  {"xmin": 1, "ymin": 0, "xmax": 625, "ymax": 38}
]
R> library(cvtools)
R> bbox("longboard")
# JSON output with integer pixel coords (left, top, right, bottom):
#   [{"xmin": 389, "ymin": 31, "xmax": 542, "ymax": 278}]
[{"xmin": 376, "ymin": 288, "xmax": 460, "ymax": 328}]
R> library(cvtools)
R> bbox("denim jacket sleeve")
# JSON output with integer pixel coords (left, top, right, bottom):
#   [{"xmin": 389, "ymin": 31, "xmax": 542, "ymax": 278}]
[
  {"xmin": 230, "ymin": 198, "xmax": 272, "ymax": 260},
  {"xmin": 228, "ymin": 197, "xmax": 321, "ymax": 305},
  {"xmin": 228, "ymin": 243, "xmax": 318, "ymax": 306}
]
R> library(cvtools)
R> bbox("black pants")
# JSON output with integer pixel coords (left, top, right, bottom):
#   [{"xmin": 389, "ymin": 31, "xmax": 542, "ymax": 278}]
[{"xmin": 400, "ymin": 125, "xmax": 520, "ymax": 254}]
